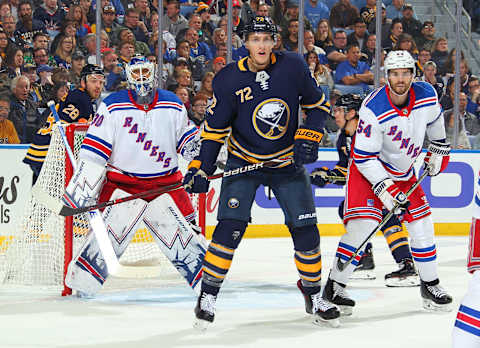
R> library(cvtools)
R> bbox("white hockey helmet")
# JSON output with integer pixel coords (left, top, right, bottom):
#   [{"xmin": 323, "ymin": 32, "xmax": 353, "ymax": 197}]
[
  {"xmin": 384, "ymin": 50, "xmax": 416, "ymax": 77},
  {"xmin": 125, "ymin": 55, "xmax": 156, "ymax": 97}
]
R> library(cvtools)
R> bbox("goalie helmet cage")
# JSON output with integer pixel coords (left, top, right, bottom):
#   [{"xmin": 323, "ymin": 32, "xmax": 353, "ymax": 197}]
[{"xmin": 1, "ymin": 123, "xmax": 206, "ymax": 296}]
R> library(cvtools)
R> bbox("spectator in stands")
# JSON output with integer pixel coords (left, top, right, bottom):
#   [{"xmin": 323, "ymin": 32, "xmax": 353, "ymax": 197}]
[
  {"xmin": 53, "ymin": 35, "xmax": 76, "ymax": 69},
  {"xmin": 306, "ymin": 49, "xmax": 333, "ymax": 95},
  {"xmin": 92, "ymin": 5, "xmax": 121, "ymax": 45},
  {"xmin": 185, "ymin": 28, "xmax": 212, "ymax": 65},
  {"xmin": 304, "ymin": 0, "xmax": 329, "ymax": 30},
  {"xmin": 189, "ymin": 92, "xmax": 208, "ymax": 126},
  {"xmin": 334, "ymin": 43, "xmax": 373, "ymax": 95},
  {"xmin": 174, "ymin": 68, "xmax": 195, "ymax": 97},
  {"xmin": 120, "ymin": 8, "xmax": 148, "ymax": 44},
  {"xmin": 415, "ymin": 48, "xmax": 431, "ymax": 78},
  {"xmin": 5, "ymin": 46, "xmax": 23, "ymax": 79},
  {"xmin": 283, "ymin": 19, "xmax": 299, "ymax": 51},
  {"xmin": 32, "ymin": 32, "xmax": 49, "ymax": 52},
  {"xmin": 430, "ymin": 37, "xmax": 449, "ymax": 72},
  {"xmin": 417, "ymin": 60, "xmax": 444, "ymax": 100},
  {"xmin": 367, "ymin": 4, "xmax": 390, "ymax": 40},
  {"xmin": 303, "ymin": 29, "xmax": 326, "ymax": 60},
  {"xmin": 209, "ymin": 28, "xmax": 226, "ymax": 58},
  {"xmin": 9, "ymin": 75, "xmax": 43, "ymax": 143},
  {"xmin": 230, "ymin": 0, "xmax": 245, "ymax": 36},
  {"xmin": 360, "ymin": 0, "xmax": 376, "ymax": 27},
  {"xmin": 79, "ymin": 0, "xmax": 95, "ymax": 24},
  {"xmin": 415, "ymin": 21, "xmax": 436, "ymax": 51},
  {"xmin": 256, "ymin": 2, "xmax": 270, "ymax": 17},
  {"xmin": 2, "ymin": 14, "xmax": 20, "ymax": 48},
  {"xmin": 198, "ymin": 71, "xmax": 214, "ymax": 98},
  {"xmin": 444, "ymin": 92, "xmax": 478, "ymax": 149},
  {"xmin": 83, "ymin": 33, "xmax": 97, "ymax": 64},
  {"xmin": 217, "ymin": 16, "xmax": 243, "ymax": 48},
  {"xmin": 196, "ymin": 3, "xmax": 215, "ymax": 38},
  {"xmin": 15, "ymin": 1, "xmax": 47, "ymax": 49},
  {"xmin": 314, "ymin": 19, "xmax": 333, "ymax": 50},
  {"xmin": 386, "ymin": 0, "xmax": 405, "ymax": 19},
  {"xmin": 117, "ymin": 41, "xmax": 135, "ymax": 65},
  {"xmin": 68, "ymin": 52, "xmax": 85, "ymax": 89},
  {"xmin": 326, "ymin": 29, "xmax": 348, "ymax": 70},
  {"xmin": 174, "ymin": 85, "xmax": 190, "ymax": 110},
  {"xmin": 445, "ymin": 59, "xmax": 471, "ymax": 95},
  {"xmin": 33, "ymin": 0, "xmax": 66, "ymax": 39},
  {"xmin": 0, "ymin": 29, "xmax": 8, "ymax": 63},
  {"xmin": 441, "ymin": 48, "xmax": 466, "ymax": 79},
  {"xmin": 382, "ymin": 18, "xmax": 403, "ymax": 51},
  {"xmin": 274, "ymin": 0, "xmax": 311, "ymax": 39},
  {"xmin": 347, "ymin": 18, "xmax": 368, "ymax": 51},
  {"xmin": 49, "ymin": 20, "xmax": 78, "ymax": 56},
  {"xmin": 102, "ymin": 49, "xmax": 125, "ymax": 91},
  {"xmin": 210, "ymin": 56, "xmax": 226, "ymax": 74},
  {"xmin": 0, "ymin": 93, "xmax": 19, "ymax": 144},
  {"xmin": 360, "ymin": 33, "xmax": 376, "ymax": 66},
  {"xmin": 32, "ymin": 63, "xmax": 53, "ymax": 106},
  {"xmin": 66, "ymin": 3, "xmax": 90, "ymax": 39},
  {"xmin": 467, "ymin": 75, "xmax": 480, "ymax": 117},
  {"xmin": 163, "ymin": 0, "xmax": 188, "ymax": 38},
  {"xmin": 329, "ymin": 0, "xmax": 359, "ymax": 30},
  {"xmin": 134, "ymin": 0, "xmax": 151, "ymax": 24},
  {"xmin": 393, "ymin": 33, "xmax": 418, "ymax": 59},
  {"xmin": 33, "ymin": 47, "xmax": 51, "ymax": 67},
  {"xmin": 51, "ymin": 80, "xmax": 69, "ymax": 102},
  {"xmin": 440, "ymin": 78, "xmax": 456, "ymax": 111},
  {"xmin": 0, "ymin": 2, "xmax": 11, "ymax": 21},
  {"xmin": 117, "ymin": 28, "xmax": 150, "ymax": 57},
  {"xmin": 400, "ymin": 3, "xmax": 422, "ymax": 37},
  {"xmin": 148, "ymin": 11, "xmax": 176, "ymax": 55}
]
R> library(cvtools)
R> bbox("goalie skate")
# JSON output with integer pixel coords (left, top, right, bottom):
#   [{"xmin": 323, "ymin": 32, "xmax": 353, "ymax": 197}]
[
  {"xmin": 420, "ymin": 280, "xmax": 453, "ymax": 312},
  {"xmin": 296, "ymin": 280, "xmax": 340, "ymax": 327},
  {"xmin": 385, "ymin": 259, "xmax": 420, "ymax": 287}
]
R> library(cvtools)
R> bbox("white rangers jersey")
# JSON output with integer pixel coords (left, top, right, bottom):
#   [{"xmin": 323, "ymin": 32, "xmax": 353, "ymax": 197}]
[
  {"xmin": 79, "ymin": 89, "xmax": 199, "ymax": 178},
  {"xmin": 353, "ymin": 82, "xmax": 446, "ymax": 186}
]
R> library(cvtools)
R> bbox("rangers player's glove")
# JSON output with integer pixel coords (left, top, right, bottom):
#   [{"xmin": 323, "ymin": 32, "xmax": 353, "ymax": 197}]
[
  {"xmin": 183, "ymin": 160, "xmax": 211, "ymax": 193},
  {"xmin": 293, "ymin": 128, "xmax": 323, "ymax": 166},
  {"xmin": 424, "ymin": 140, "xmax": 450, "ymax": 176},
  {"xmin": 311, "ymin": 167, "xmax": 333, "ymax": 187},
  {"xmin": 373, "ymin": 178, "xmax": 410, "ymax": 214}
]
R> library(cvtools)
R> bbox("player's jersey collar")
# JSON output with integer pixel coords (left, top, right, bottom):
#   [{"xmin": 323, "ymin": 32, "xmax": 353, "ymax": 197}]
[
  {"xmin": 237, "ymin": 52, "xmax": 277, "ymax": 72},
  {"xmin": 385, "ymin": 85, "xmax": 416, "ymax": 117},
  {"xmin": 128, "ymin": 89, "xmax": 159, "ymax": 111}
]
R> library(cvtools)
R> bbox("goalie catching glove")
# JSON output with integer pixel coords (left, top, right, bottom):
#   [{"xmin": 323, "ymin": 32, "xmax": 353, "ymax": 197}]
[
  {"xmin": 373, "ymin": 178, "xmax": 410, "ymax": 214},
  {"xmin": 424, "ymin": 140, "xmax": 450, "ymax": 176},
  {"xmin": 293, "ymin": 128, "xmax": 323, "ymax": 166},
  {"xmin": 183, "ymin": 160, "xmax": 212, "ymax": 194}
]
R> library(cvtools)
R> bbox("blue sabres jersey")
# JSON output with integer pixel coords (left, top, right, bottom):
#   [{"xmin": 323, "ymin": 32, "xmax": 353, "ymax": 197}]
[{"xmin": 200, "ymin": 51, "xmax": 330, "ymax": 167}]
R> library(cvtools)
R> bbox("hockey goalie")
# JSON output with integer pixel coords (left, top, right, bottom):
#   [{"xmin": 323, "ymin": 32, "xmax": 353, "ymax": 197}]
[{"xmin": 63, "ymin": 56, "xmax": 205, "ymax": 296}]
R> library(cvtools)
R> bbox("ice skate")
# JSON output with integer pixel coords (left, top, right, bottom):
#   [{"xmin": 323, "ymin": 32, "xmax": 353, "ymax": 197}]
[
  {"xmin": 323, "ymin": 278, "xmax": 355, "ymax": 316},
  {"xmin": 350, "ymin": 245, "xmax": 375, "ymax": 280},
  {"xmin": 297, "ymin": 280, "xmax": 340, "ymax": 327},
  {"xmin": 420, "ymin": 279, "xmax": 453, "ymax": 312},
  {"xmin": 385, "ymin": 258, "xmax": 420, "ymax": 287},
  {"xmin": 193, "ymin": 291, "xmax": 216, "ymax": 331}
]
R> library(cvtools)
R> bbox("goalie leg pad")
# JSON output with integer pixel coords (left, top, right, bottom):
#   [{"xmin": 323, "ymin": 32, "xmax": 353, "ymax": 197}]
[
  {"xmin": 330, "ymin": 218, "xmax": 378, "ymax": 285},
  {"xmin": 63, "ymin": 159, "xmax": 106, "ymax": 208},
  {"xmin": 143, "ymin": 194, "xmax": 207, "ymax": 290},
  {"xmin": 404, "ymin": 215, "xmax": 438, "ymax": 282}
]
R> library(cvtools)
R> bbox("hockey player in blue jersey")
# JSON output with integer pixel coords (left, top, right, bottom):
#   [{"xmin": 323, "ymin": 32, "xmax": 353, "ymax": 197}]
[
  {"xmin": 183, "ymin": 16, "xmax": 341, "ymax": 329},
  {"xmin": 311, "ymin": 94, "xmax": 419, "ymax": 287},
  {"xmin": 24, "ymin": 64, "xmax": 105, "ymax": 184}
]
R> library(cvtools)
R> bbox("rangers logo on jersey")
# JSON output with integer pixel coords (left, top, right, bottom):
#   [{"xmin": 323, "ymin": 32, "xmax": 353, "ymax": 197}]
[{"xmin": 252, "ymin": 98, "xmax": 290, "ymax": 140}]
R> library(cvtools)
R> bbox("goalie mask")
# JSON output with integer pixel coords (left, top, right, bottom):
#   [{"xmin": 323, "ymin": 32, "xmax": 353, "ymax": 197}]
[
  {"xmin": 384, "ymin": 50, "xmax": 415, "ymax": 97},
  {"xmin": 126, "ymin": 56, "xmax": 156, "ymax": 99}
]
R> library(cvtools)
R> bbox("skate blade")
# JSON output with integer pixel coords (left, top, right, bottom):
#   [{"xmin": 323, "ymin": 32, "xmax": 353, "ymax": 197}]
[
  {"xmin": 385, "ymin": 276, "xmax": 420, "ymax": 287},
  {"xmin": 422, "ymin": 299, "xmax": 453, "ymax": 312},
  {"xmin": 193, "ymin": 318, "xmax": 211, "ymax": 332},
  {"xmin": 313, "ymin": 316, "xmax": 340, "ymax": 328},
  {"xmin": 350, "ymin": 270, "xmax": 376, "ymax": 280},
  {"xmin": 339, "ymin": 305, "xmax": 353, "ymax": 316}
]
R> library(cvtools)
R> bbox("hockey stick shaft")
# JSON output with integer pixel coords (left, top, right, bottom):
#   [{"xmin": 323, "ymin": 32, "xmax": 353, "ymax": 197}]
[
  {"xmin": 336, "ymin": 169, "xmax": 429, "ymax": 271},
  {"xmin": 59, "ymin": 157, "xmax": 293, "ymax": 216},
  {"xmin": 46, "ymin": 101, "xmax": 125, "ymax": 277}
]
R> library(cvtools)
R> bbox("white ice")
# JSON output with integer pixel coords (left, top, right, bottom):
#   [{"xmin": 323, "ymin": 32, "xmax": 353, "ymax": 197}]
[{"xmin": 0, "ymin": 236, "xmax": 469, "ymax": 348}]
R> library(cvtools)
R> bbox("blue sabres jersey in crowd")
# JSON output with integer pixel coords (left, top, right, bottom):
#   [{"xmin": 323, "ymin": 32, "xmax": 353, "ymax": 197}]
[
  {"xmin": 23, "ymin": 89, "xmax": 96, "ymax": 166},
  {"xmin": 201, "ymin": 51, "xmax": 330, "ymax": 167}
]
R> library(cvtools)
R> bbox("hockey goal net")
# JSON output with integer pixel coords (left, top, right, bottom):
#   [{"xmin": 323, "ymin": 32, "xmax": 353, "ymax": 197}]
[{"xmin": 0, "ymin": 123, "xmax": 205, "ymax": 295}]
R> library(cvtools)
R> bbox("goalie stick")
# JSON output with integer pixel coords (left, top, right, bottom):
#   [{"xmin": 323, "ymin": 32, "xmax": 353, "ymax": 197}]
[
  {"xmin": 35, "ymin": 157, "xmax": 293, "ymax": 217},
  {"xmin": 38, "ymin": 100, "xmax": 150, "ymax": 279},
  {"xmin": 336, "ymin": 168, "xmax": 430, "ymax": 271}
]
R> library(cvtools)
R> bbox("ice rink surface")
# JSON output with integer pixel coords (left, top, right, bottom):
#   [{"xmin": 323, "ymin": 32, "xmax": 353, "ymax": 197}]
[{"xmin": 0, "ymin": 236, "xmax": 470, "ymax": 348}]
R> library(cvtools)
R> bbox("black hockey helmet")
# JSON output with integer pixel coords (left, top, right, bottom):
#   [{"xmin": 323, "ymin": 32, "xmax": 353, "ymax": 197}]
[
  {"xmin": 80, "ymin": 64, "xmax": 105, "ymax": 81},
  {"xmin": 335, "ymin": 93, "xmax": 362, "ymax": 112},
  {"xmin": 243, "ymin": 16, "xmax": 277, "ymax": 40}
]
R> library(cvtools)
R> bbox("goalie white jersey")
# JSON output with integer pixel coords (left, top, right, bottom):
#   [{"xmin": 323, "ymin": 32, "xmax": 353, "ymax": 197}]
[
  {"xmin": 79, "ymin": 89, "xmax": 199, "ymax": 178},
  {"xmin": 353, "ymin": 81, "xmax": 446, "ymax": 186}
]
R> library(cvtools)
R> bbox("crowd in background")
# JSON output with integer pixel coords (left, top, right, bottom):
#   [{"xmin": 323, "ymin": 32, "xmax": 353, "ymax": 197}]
[{"xmin": 0, "ymin": 0, "xmax": 478, "ymax": 149}]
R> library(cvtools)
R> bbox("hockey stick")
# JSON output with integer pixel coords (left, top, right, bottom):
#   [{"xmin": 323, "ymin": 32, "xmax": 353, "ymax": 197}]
[
  {"xmin": 42, "ymin": 100, "xmax": 139, "ymax": 278},
  {"xmin": 336, "ymin": 169, "xmax": 429, "ymax": 272},
  {"xmin": 42, "ymin": 157, "xmax": 293, "ymax": 217}
]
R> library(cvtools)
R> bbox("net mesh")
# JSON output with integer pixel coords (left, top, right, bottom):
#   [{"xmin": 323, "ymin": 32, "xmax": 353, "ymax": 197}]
[{"xmin": 0, "ymin": 124, "xmax": 202, "ymax": 291}]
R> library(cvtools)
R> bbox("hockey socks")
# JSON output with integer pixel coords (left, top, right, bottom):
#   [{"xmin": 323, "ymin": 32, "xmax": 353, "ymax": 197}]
[
  {"xmin": 201, "ymin": 241, "xmax": 235, "ymax": 296},
  {"xmin": 294, "ymin": 248, "xmax": 322, "ymax": 289},
  {"xmin": 453, "ymin": 272, "xmax": 480, "ymax": 347}
]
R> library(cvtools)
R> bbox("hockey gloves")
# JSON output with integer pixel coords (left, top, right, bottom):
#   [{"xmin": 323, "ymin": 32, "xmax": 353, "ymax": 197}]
[
  {"xmin": 424, "ymin": 140, "xmax": 450, "ymax": 176},
  {"xmin": 373, "ymin": 178, "xmax": 410, "ymax": 214},
  {"xmin": 310, "ymin": 166, "xmax": 341, "ymax": 187},
  {"xmin": 183, "ymin": 160, "xmax": 211, "ymax": 194},
  {"xmin": 293, "ymin": 128, "xmax": 323, "ymax": 166}
]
